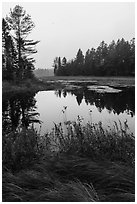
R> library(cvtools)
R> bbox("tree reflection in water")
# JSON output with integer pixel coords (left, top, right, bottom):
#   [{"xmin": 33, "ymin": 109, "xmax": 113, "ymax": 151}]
[
  {"xmin": 2, "ymin": 92, "xmax": 40, "ymax": 133},
  {"xmin": 54, "ymin": 87, "xmax": 135, "ymax": 117},
  {"xmin": 2, "ymin": 87, "xmax": 135, "ymax": 134}
]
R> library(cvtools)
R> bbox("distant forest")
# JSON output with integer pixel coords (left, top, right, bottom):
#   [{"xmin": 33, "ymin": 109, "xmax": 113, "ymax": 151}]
[
  {"xmin": 2, "ymin": 5, "xmax": 135, "ymax": 80},
  {"xmin": 53, "ymin": 38, "xmax": 135, "ymax": 76}
]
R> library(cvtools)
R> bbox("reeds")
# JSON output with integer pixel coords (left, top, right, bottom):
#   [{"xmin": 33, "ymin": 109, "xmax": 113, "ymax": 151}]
[
  {"xmin": 2, "ymin": 120, "xmax": 135, "ymax": 202},
  {"xmin": 47, "ymin": 119, "xmax": 135, "ymax": 166}
]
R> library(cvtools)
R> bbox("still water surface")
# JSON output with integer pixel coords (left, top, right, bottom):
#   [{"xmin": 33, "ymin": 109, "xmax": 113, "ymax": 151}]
[
  {"xmin": 35, "ymin": 88, "xmax": 135, "ymax": 134},
  {"xmin": 2, "ymin": 86, "xmax": 135, "ymax": 135}
]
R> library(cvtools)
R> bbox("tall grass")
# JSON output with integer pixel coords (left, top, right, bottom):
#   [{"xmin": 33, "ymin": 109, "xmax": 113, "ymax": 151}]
[
  {"xmin": 3, "ymin": 127, "xmax": 43, "ymax": 171},
  {"xmin": 2, "ymin": 120, "xmax": 135, "ymax": 202},
  {"xmin": 2, "ymin": 79, "xmax": 45, "ymax": 94},
  {"xmin": 47, "ymin": 119, "xmax": 135, "ymax": 166}
]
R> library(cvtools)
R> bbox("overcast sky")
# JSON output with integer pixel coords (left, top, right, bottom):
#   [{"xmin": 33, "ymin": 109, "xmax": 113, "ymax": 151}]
[{"xmin": 2, "ymin": 2, "xmax": 135, "ymax": 69}]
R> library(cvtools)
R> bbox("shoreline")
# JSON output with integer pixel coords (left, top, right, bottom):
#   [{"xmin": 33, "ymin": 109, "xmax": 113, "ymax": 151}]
[{"xmin": 2, "ymin": 76, "xmax": 135, "ymax": 94}]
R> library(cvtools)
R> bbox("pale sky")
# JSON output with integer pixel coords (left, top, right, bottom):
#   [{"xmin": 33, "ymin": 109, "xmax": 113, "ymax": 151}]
[{"xmin": 2, "ymin": 2, "xmax": 135, "ymax": 69}]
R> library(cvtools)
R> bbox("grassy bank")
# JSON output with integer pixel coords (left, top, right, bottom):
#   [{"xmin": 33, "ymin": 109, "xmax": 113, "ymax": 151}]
[
  {"xmin": 2, "ymin": 76, "xmax": 135, "ymax": 95},
  {"xmin": 39, "ymin": 76, "xmax": 135, "ymax": 88},
  {"xmin": 3, "ymin": 121, "xmax": 135, "ymax": 202},
  {"xmin": 2, "ymin": 78, "xmax": 64, "ymax": 95}
]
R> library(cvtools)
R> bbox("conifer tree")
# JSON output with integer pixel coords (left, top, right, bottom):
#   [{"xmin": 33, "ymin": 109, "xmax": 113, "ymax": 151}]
[
  {"xmin": 6, "ymin": 5, "xmax": 39, "ymax": 80},
  {"xmin": 2, "ymin": 18, "xmax": 17, "ymax": 80}
]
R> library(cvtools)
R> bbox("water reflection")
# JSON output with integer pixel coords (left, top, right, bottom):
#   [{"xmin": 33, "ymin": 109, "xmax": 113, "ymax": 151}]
[
  {"xmin": 2, "ymin": 92, "xmax": 40, "ymax": 133},
  {"xmin": 55, "ymin": 87, "xmax": 135, "ymax": 117},
  {"xmin": 2, "ymin": 86, "xmax": 135, "ymax": 135}
]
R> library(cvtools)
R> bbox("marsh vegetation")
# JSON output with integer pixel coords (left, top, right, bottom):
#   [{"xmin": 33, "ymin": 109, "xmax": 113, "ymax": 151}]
[
  {"xmin": 3, "ymin": 119, "xmax": 135, "ymax": 202},
  {"xmin": 2, "ymin": 4, "xmax": 135, "ymax": 202},
  {"xmin": 3, "ymin": 81, "xmax": 135, "ymax": 202}
]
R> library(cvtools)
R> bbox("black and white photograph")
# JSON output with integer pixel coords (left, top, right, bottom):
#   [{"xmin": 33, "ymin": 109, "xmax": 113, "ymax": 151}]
[{"xmin": 2, "ymin": 1, "xmax": 135, "ymax": 202}]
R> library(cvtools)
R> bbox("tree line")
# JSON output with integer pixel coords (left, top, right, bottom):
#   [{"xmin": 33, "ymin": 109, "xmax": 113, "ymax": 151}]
[
  {"xmin": 53, "ymin": 38, "xmax": 135, "ymax": 76},
  {"xmin": 2, "ymin": 5, "xmax": 39, "ymax": 81}
]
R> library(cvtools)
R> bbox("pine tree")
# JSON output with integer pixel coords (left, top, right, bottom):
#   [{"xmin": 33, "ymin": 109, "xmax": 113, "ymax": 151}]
[
  {"xmin": 6, "ymin": 5, "xmax": 39, "ymax": 80},
  {"xmin": 62, "ymin": 57, "xmax": 67, "ymax": 67},
  {"xmin": 2, "ymin": 18, "xmax": 17, "ymax": 80},
  {"xmin": 74, "ymin": 49, "xmax": 84, "ymax": 75},
  {"xmin": 53, "ymin": 57, "xmax": 62, "ymax": 75},
  {"xmin": 76, "ymin": 49, "xmax": 84, "ymax": 65}
]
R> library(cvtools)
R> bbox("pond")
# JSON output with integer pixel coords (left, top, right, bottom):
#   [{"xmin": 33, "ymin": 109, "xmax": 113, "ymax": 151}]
[{"xmin": 2, "ymin": 85, "xmax": 135, "ymax": 135}]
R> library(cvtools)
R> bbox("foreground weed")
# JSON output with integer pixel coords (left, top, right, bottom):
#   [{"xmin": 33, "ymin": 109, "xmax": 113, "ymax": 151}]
[
  {"xmin": 3, "ymin": 120, "xmax": 135, "ymax": 202},
  {"xmin": 48, "ymin": 120, "xmax": 135, "ymax": 165}
]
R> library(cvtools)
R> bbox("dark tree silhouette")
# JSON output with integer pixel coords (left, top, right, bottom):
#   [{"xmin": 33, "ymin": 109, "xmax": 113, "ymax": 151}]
[
  {"xmin": 54, "ymin": 38, "xmax": 135, "ymax": 76},
  {"xmin": 62, "ymin": 57, "xmax": 67, "ymax": 67},
  {"xmin": 2, "ymin": 92, "xmax": 40, "ymax": 132},
  {"xmin": 6, "ymin": 5, "xmax": 39, "ymax": 80},
  {"xmin": 2, "ymin": 18, "xmax": 17, "ymax": 81},
  {"xmin": 55, "ymin": 88, "xmax": 135, "ymax": 116}
]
